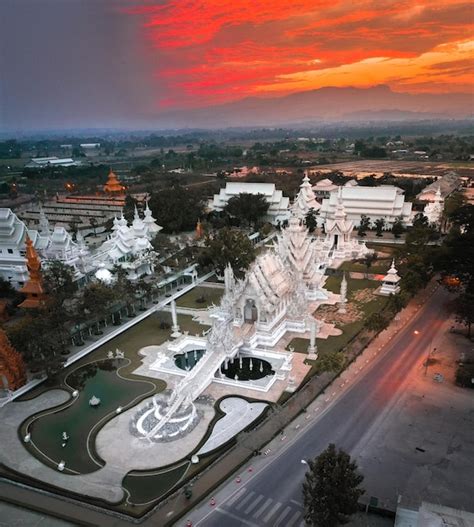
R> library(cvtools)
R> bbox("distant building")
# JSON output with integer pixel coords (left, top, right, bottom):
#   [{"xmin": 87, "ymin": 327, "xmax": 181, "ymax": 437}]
[
  {"xmin": 209, "ymin": 182, "xmax": 290, "ymax": 224},
  {"xmin": 417, "ymin": 171, "xmax": 462, "ymax": 202},
  {"xmin": 312, "ymin": 178, "xmax": 338, "ymax": 199},
  {"xmin": 319, "ymin": 185, "xmax": 412, "ymax": 228},
  {"xmin": 25, "ymin": 157, "xmax": 80, "ymax": 168},
  {"xmin": 18, "ymin": 170, "xmax": 146, "ymax": 235},
  {"xmin": 80, "ymin": 143, "xmax": 100, "ymax": 149}
]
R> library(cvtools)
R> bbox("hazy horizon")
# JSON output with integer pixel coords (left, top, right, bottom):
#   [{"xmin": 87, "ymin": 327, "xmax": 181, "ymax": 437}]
[{"xmin": 1, "ymin": 0, "xmax": 473, "ymax": 131}]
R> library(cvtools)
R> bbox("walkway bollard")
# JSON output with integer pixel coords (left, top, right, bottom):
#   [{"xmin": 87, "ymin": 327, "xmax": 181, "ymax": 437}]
[
  {"xmin": 186, "ymin": 521, "xmax": 192, "ymax": 527},
  {"xmin": 248, "ymin": 466, "xmax": 253, "ymax": 473},
  {"xmin": 236, "ymin": 476, "xmax": 241, "ymax": 483},
  {"xmin": 210, "ymin": 497, "xmax": 216, "ymax": 506}
]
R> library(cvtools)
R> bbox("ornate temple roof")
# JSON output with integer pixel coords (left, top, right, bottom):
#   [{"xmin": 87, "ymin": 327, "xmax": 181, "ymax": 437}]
[
  {"xmin": 104, "ymin": 169, "xmax": 124, "ymax": 193},
  {"xmin": 143, "ymin": 201, "xmax": 162, "ymax": 235},
  {"xmin": 325, "ymin": 188, "xmax": 354, "ymax": 235},
  {"xmin": 291, "ymin": 173, "xmax": 321, "ymax": 218}
]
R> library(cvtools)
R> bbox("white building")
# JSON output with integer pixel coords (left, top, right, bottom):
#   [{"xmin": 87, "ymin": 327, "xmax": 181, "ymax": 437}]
[
  {"xmin": 423, "ymin": 186, "xmax": 444, "ymax": 226},
  {"xmin": 0, "ymin": 204, "xmax": 162, "ymax": 288},
  {"xmin": 320, "ymin": 185, "xmax": 412, "ymax": 228},
  {"xmin": 0, "ymin": 208, "xmax": 86, "ymax": 287},
  {"xmin": 209, "ymin": 182, "xmax": 290, "ymax": 224},
  {"xmin": 312, "ymin": 178, "xmax": 338, "ymax": 199},
  {"xmin": 291, "ymin": 173, "xmax": 321, "ymax": 219},
  {"xmin": 417, "ymin": 171, "xmax": 461, "ymax": 202},
  {"xmin": 25, "ymin": 157, "xmax": 80, "ymax": 168},
  {"xmin": 315, "ymin": 188, "xmax": 371, "ymax": 264}
]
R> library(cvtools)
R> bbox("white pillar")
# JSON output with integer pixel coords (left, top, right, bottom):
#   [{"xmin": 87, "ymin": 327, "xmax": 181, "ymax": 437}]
[
  {"xmin": 171, "ymin": 298, "xmax": 181, "ymax": 338},
  {"xmin": 307, "ymin": 318, "xmax": 318, "ymax": 360}
]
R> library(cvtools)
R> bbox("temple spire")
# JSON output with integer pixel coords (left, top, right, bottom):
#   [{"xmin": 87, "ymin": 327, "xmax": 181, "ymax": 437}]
[
  {"xmin": 104, "ymin": 168, "xmax": 124, "ymax": 194},
  {"xmin": 19, "ymin": 235, "xmax": 47, "ymax": 309}
]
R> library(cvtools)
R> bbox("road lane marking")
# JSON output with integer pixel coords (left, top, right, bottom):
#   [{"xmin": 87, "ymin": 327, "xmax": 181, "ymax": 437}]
[
  {"xmin": 226, "ymin": 486, "xmax": 246, "ymax": 506},
  {"xmin": 262, "ymin": 502, "xmax": 282, "ymax": 523},
  {"xmin": 290, "ymin": 499, "xmax": 303, "ymax": 507},
  {"xmin": 287, "ymin": 510, "xmax": 303, "ymax": 527},
  {"xmin": 274, "ymin": 505, "xmax": 292, "ymax": 526},
  {"xmin": 245, "ymin": 494, "xmax": 263, "ymax": 514},
  {"xmin": 253, "ymin": 498, "xmax": 273, "ymax": 519},
  {"xmin": 235, "ymin": 490, "xmax": 256, "ymax": 511},
  {"xmin": 214, "ymin": 507, "xmax": 260, "ymax": 527}
]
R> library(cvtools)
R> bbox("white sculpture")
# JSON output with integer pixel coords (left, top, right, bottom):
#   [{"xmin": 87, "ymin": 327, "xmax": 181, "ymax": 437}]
[
  {"xmin": 307, "ymin": 318, "xmax": 318, "ymax": 360},
  {"xmin": 89, "ymin": 395, "xmax": 101, "ymax": 407},
  {"xmin": 170, "ymin": 299, "xmax": 181, "ymax": 338},
  {"xmin": 338, "ymin": 273, "xmax": 348, "ymax": 314}
]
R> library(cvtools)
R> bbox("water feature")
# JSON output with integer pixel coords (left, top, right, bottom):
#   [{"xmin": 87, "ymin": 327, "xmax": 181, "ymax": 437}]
[
  {"xmin": 174, "ymin": 349, "xmax": 205, "ymax": 371},
  {"xmin": 24, "ymin": 359, "xmax": 153, "ymax": 474},
  {"xmin": 223, "ymin": 357, "xmax": 274, "ymax": 381}
]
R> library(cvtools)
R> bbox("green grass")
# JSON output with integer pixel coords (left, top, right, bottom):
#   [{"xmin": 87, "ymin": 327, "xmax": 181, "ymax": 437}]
[
  {"xmin": 323, "ymin": 275, "xmax": 379, "ymax": 294},
  {"xmin": 338, "ymin": 259, "xmax": 391, "ymax": 275},
  {"xmin": 176, "ymin": 286, "xmax": 223, "ymax": 309}
]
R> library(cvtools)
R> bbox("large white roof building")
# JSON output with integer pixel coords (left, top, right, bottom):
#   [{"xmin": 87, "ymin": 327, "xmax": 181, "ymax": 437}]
[
  {"xmin": 210, "ymin": 182, "xmax": 290, "ymax": 224},
  {"xmin": 320, "ymin": 185, "xmax": 412, "ymax": 228}
]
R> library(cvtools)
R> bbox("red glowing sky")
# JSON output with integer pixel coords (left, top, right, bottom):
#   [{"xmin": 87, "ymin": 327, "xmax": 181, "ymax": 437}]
[{"xmin": 123, "ymin": 0, "xmax": 474, "ymax": 109}]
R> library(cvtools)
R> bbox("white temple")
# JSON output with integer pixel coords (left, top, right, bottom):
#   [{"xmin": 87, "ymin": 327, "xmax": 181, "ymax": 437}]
[
  {"xmin": 209, "ymin": 182, "xmax": 290, "ymax": 224},
  {"xmin": 94, "ymin": 207, "xmax": 159, "ymax": 280},
  {"xmin": 0, "ymin": 204, "xmax": 162, "ymax": 287},
  {"xmin": 319, "ymin": 185, "xmax": 412, "ymax": 228},
  {"xmin": 291, "ymin": 173, "xmax": 321, "ymax": 219},
  {"xmin": 423, "ymin": 186, "xmax": 444, "ymax": 227},
  {"xmin": 313, "ymin": 188, "xmax": 371, "ymax": 265}
]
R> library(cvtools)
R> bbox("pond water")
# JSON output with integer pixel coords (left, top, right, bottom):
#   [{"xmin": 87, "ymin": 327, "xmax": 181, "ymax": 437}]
[
  {"xmin": 223, "ymin": 357, "xmax": 274, "ymax": 381},
  {"xmin": 174, "ymin": 349, "xmax": 206, "ymax": 371},
  {"xmin": 25, "ymin": 359, "xmax": 153, "ymax": 474}
]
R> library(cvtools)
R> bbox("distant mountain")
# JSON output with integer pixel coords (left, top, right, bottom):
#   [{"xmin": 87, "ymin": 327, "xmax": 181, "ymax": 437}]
[{"xmin": 154, "ymin": 85, "xmax": 473, "ymax": 128}]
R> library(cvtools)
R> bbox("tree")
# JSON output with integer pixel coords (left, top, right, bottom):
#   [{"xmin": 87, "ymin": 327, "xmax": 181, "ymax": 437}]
[
  {"xmin": 305, "ymin": 208, "xmax": 319, "ymax": 233},
  {"xmin": 316, "ymin": 351, "xmax": 345, "ymax": 373},
  {"xmin": 123, "ymin": 194, "xmax": 138, "ymax": 223},
  {"xmin": 374, "ymin": 218, "xmax": 385, "ymax": 237},
  {"xmin": 43, "ymin": 260, "xmax": 77, "ymax": 300},
  {"xmin": 149, "ymin": 185, "xmax": 204, "ymax": 233},
  {"xmin": 391, "ymin": 217, "xmax": 405, "ymax": 239},
  {"xmin": 78, "ymin": 282, "xmax": 116, "ymax": 332},
  {"xmin": 365, "ymin": 312, "xmax": 389, "ymax": 332},
  {"xmin": 363, "ymin": 253, "xmax": 377, "ymax": 278},
  {"xmin": 224, "ymin": 193, "xmax": 269, "ymax": 229},
  {"xmin": 454, "ymin": 286, "xmax": 474, "ymax": 338},
  {"xmin": 302, "ymin": 443, "xmax": 364, "ymax": 527},
  {"xmin": 198, "ymin": 228, "xmax": 256, "ymax": 277},
  {"xmin": 357, "ymin": 215, "xmax": 370, "ymax": 237}
]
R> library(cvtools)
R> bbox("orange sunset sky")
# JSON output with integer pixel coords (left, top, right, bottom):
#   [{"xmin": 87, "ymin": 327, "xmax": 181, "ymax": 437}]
[{"xmin": 125, "ymin": 0, "xmax": 474, "ymax": 108}]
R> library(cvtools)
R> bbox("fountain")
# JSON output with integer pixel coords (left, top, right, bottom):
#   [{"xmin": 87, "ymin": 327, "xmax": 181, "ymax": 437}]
[{"xmin": 89, "ymin": 395, "xmax": 101, "ymax": 407}]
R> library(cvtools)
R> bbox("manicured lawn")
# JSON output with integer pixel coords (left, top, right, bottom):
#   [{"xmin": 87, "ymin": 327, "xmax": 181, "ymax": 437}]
[
  {"xmin": 176, "ymin": 286, "xmax": 223, "ymax": 309},
  {"xmin": 339, "ymin": 259, "xmax": 391, "ymax": 275},
  {"xmin": 323, "ymin": 275, "xmax": 379, "ymax": 294}
]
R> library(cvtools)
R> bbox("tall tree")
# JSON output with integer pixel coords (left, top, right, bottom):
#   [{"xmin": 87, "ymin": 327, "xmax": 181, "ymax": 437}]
[
  {"xmin": 357, "ymin": 215, "xmax": 370, "ymax": 237},
  {"xmin": 305, "ymin": 208, "xmax": 319, "ymax": 233},
  {"xmin": 374, "ymin": 218, "xmax": 385, "ymax": 237},
  {"xmin": 391, "ymin": 217, "xmax": 405, "ymax": 239},
  {"xmin": 363, "ymin": 252, "xmax": 378, "ymax": 278},
  {"xmin": 43, "ymin": 260, "xmax": 77, "ymax": 300},
  {"xmin": 198, "ymin": 228, "xmax": 255, "ymax": 277},
  {"xmin": 302, "ymin": 443, "xmax": 364, "ymax": 527},
  {"xmin": 224, "ymin": 193, "xmax": 269, "ymax": 229},
  {"xmin": 123, "ymin": 194, "xmax": 138, "ymax": 223},
  {"xmin": 149, "ymin": 185, "xmax": 204, "ymax": 233}
]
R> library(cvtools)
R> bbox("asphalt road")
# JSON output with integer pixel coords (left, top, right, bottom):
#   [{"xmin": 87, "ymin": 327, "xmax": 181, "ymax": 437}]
[{"xmin": 190, "ymin": 285, "xmax": 450, "ymax": 527}]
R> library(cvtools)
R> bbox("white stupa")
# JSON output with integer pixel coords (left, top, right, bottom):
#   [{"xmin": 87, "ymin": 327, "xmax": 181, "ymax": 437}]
[
  {"xmin": 379, "ymin": 260, "xmax": 401, "ymax": 296},
  {"xmin": 143, "ymin": 201, "xmax": 162, "ymax": 236},
  {"xmin": 291, "ymin": 172, "xmax": 321, "ymax": 219}
]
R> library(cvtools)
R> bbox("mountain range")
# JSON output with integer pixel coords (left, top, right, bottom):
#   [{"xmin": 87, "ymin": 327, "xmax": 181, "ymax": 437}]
[{"xmin": 154, "ymin": 85, "xmax": 473, "ymax": 128}]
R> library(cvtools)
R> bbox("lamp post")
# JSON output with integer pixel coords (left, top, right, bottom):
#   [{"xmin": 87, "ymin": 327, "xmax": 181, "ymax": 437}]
[{"xmin": 424, "ymin": 347, "xmax": 437, "ymax": 376}]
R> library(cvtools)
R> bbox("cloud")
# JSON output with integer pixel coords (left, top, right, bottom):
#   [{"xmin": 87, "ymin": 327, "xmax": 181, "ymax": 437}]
[{"xmin": 123, "ymin": 0, "xmax": 474, "ymax": 107}]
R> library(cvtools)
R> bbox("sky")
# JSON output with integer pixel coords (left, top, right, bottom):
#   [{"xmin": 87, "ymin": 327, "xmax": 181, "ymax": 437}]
[{"xmin": 1, "ymin": 0, "xmax": 473, "ymax": 130}]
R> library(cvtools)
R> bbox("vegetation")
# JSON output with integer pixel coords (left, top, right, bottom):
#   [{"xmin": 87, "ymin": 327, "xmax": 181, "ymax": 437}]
[
  {"xmin": 224, "ymin": 193, "xmax": 269, "ymax": 228},
  {"xmin": 302, "ymin": 444, "xmax": 364, "ymax": 527},
  {"xmin": 198, "ymin": 228, "xmax": 256, "ymax": 277}
]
